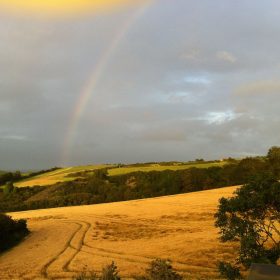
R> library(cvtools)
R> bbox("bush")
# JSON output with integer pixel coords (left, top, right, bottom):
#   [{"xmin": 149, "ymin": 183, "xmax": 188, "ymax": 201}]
[
  {"xmin": 73, "ymin": 262, "xmax": 120, "ymax": 280},
  {"xmin": 73, "ymin": 271, "xmax": 98, "ymax": 280},
  {"xmin": 218, "ymin": 262, "xmax": 242, "ymax": 280},
  {"xmin": 0, "ymin": 213, "xmax": 29, "ymax": 252},
  {"xmin": 135, "ymin": 259, "xmax": 183, "ymax": 280},
  {"xmin": 101, "ymin": 262, "xmax": 120, "ymax": 280}
]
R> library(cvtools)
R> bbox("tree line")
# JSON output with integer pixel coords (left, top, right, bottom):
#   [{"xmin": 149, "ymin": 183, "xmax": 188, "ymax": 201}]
[
  {"xmin": 1, "ymin": 147, "xmax": 279, "ymax": 213},
  {"xmin": 0, "ymin": 167, "xmax": 60, "ymax": 186}
]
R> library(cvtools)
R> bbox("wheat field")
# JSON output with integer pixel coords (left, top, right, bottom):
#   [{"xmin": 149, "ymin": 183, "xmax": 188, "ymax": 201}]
[{"xmin": 0, "ymin": 186, "xmax": 239, "ymax": 280}]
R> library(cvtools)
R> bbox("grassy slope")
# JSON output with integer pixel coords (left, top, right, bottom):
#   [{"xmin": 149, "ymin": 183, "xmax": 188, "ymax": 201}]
[
  {"xmin": 15, "ymin": 161, "xmax": 227, "ymax": 188},
  {"xmin": 108, "ymin": 162, "xmax": 227, "ymax": 176},
  {"xmin": 15, "ymin": 165, "xmax": 113, "ymax": 188},
  {"xmin": 0, "ymin": 186, "xmax": 238, "ymax": 279}
]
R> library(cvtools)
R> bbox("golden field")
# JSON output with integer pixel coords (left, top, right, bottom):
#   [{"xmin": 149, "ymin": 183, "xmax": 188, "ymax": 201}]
[{"xmin": 0, "ymin": 186, "xmax": 238, "ymax": 280}]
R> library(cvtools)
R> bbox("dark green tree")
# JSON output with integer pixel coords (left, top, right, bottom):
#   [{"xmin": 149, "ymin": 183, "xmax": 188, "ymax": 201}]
[
  {"xmin": 3, "ymin": 182, "xmax": 14, "ymax": 195},
  {"xmin": 267, "ymin": 146, "xmax": 280, "ymax": 176},
  {"xmin": 0, "ymin": 213, "xmax": 29, "ymax": 252},
  {"xmin": 215, "ymin": 175, "xmax": 280, "ymax": 279}
]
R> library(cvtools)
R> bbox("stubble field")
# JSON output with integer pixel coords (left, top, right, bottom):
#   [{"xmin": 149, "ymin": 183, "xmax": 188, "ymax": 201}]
[{"xmin": 0, "ymin": 186, "xmax": 238, "ymax": 280}]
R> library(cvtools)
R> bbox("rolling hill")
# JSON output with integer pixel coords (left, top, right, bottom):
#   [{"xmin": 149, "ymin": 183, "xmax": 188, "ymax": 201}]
[
  {"xmin": 14, "ymin": 161, "xmax": 227, "ymax": 188},
  {"xmin": 0, "ymin": 186, "xmax": 238, "ymax": 279}
]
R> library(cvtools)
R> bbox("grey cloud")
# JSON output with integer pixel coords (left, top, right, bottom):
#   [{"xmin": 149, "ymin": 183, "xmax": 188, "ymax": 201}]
[
  {"xmin": 1, "ymin": 0, "xmax": 280, "ymax": 169},
  {"xmin": 235, "ymin": 80, "xmax": 280, "ymax": 96},
  {"xmin": 216, "ymin": 51, "xmax": 237, "ymax": 64}
]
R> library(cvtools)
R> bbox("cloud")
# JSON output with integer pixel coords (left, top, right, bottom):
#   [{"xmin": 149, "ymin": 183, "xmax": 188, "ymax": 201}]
[
  {"xmin": 0, "ymin": 135, "xmax": 28, "ymax": 141},
  {"xmin": 1, "ymin": 1, "xmax": 280, "ymax": 168},
  {"xmin": 203, "ymin": 110, "xmax": 241, "ymax": 125},
  {"xmin": 136, "ymin": 126, "xmax": 186, "ymax": 142},
  {"xmin": 216, "ymin": 51, "xmax": 237, "ymax": 63},
  {"xmin": 235, "ymin": 80, "xmax": 280, "ymax": 95},
  {"xmin": 181, "ymin": 48, "xmax": 200, "ymax": 60}
]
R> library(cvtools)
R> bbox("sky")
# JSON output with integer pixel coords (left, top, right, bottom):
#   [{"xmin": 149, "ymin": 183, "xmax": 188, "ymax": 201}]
[{"xmin": 1, "ymin": 0, "xmax": 280, "ymax": 170}]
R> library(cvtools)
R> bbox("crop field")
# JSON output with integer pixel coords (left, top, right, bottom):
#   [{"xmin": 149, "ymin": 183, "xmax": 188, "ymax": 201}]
[
  {"xmin": 15, "ymin": 165, "xmax": 113, "ymax": 188},
  {"xmin": 15, "ymin": 161, "xmax": 228, "ymax": 188},
  {"xmin": 0, "ymin": 186, "xmax": 238, "ymax": 279}
]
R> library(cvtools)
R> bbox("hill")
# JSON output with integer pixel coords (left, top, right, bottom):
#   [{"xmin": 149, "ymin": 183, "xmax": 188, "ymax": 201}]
[
  {"xmin": 14, "ymin": 165, "xmax": 114, "ymax": 188},
  {"xmin": 14, "ymin": 161, "xmax": 227, "ymax": 188},
  {"xmin": 0, "ymin": 186, "xmax": 238, "ymax": 279}
]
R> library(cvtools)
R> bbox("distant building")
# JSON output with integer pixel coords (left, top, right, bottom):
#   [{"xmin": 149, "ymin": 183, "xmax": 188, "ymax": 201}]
[{"xmin": 248, "ymin": 263, "xmax": 280, "ymax": 280}]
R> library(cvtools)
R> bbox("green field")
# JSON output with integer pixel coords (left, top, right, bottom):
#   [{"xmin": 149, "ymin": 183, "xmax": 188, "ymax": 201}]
[
  {"xmin": 13, "ymin": 161, "xmax": 228, "ymax": 188},
  {"xmin": 107, "ymin": 161, "xmax": 227, "ymax": 176},
  {"xmin": 14, "ymin": 165, "xmax": 114, "ymax": 187}
]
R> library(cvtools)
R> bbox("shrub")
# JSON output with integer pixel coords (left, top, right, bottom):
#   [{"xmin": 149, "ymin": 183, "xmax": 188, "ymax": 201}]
[
  {"xmin": 218, "ymin": 262, "xmax": 242, "ymax": 280},
  {"xmin": 73, "ymin": 271, "xmax": 98, "ymax": 280},
  {"xmin": 135, "ymin": 259, "xmax": 183, "ymax": 280},
  {"xmin": 100, "ymin": 262, "xmax": 120, "ymax": 280},
  {"xmin": 0, "ymin": 213, "xmax": 29, "ymax": 252},
  {"xmin": 73, "ymin": 262, "xmax": 120, "ymax": 280}
]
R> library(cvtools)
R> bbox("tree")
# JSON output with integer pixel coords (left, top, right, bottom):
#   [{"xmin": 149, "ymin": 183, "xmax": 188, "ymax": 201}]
[
  {"xmin": 215, "ymin": 175, "xmax": 280, "ymax": 279},
  {"xmin": 3, "ymin": 182, "xmax": 14, "ymax": 195},
  {"xmin": 233, "ymin": 157, "xmax": 267, "ymax": 184},
  {"xmin": 267, "ymin": 146, "xmax": 280, "ymax": 176},
  {"xmin": 0, "ymin": 213, "xmax": 29, "ymax": 252},
  {"xmin": 218, "ymin": 262, "xmax": 242, "ymax": 280}
]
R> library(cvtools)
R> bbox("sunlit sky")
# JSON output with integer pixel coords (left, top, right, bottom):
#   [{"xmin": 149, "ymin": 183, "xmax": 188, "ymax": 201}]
[{"xmin": 1, "ymin": 0, "xmax": 280, "ymax": 169}]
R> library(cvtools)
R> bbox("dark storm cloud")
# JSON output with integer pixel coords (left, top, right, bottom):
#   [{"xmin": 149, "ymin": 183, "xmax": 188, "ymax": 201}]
[{"xmin": 1, "ymin": 0, "xmax": 280, "ymax": 169}]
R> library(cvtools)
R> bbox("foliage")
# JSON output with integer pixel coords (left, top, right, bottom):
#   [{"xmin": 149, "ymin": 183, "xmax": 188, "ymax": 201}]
[
  {"xmin": 215, "ymin": 175, "xmax": 280, "ymax": 278},
  {"xmin": 74, "ymin": 259, "xmax": 181, "ymax": 280},
  {"xmin": 3, "ymin": 182, "xmax": 15, "ymax": 195},
  {"xmin": 0, "ymin": 213, "xmax": 29, "ymax": 252},
  {"xmin": 73, "ymin": 271, "xmax": 98, "ymax": 280},
  {"xmin": 134, "ymin": 259, "xmax": 182, "ymax": 280},
  {"xmin": 100, "ymin": 262, "xmax": 120, "ymax": 280},
  {"xmin": 73, "ymin": 262, "xmax": 120, "ymax": 280},
  {"xmin": 1, "ymin": 147, "xmax": 280, "ymax": 213},
  {"xmin": 218, "ymin": 262, "xmax": 242, "ymax": 280},
  {"xmin": 267, "ymin": 146, "xmax": 280, "ymax": 176},
  {"xmin": 0, "ymin": 171, "xmax": 22, "ymax": 185}
]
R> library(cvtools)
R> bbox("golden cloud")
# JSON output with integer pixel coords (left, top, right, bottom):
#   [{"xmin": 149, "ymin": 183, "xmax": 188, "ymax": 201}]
[
  {"xmin": 235, "ymin": 80, "xmax": 280, "ymax": 96},
  {"xmin": 0, "ymin": 0, "xmax": 143, "ymax": 18}
]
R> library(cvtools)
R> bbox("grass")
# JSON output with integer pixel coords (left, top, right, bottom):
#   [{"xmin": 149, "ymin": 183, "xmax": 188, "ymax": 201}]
[
  {"xmin": 15, "ymin": 165, "xmax": 113, "ymax": 188},
  {"xmin": 107, "ymin": 162, "xmax": 227, "ymax": 176},
  {"xmin": 0, "ymin": 186, "xmax": 238, "ymax": 279}
]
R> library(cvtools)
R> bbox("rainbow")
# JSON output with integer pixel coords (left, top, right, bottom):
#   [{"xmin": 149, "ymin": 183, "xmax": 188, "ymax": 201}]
[{"xmin": 61, "ymin": 2, "xmax": 153, "ymax": 165}]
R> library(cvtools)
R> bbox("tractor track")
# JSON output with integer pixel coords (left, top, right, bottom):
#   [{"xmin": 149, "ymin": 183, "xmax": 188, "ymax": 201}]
[{"xmin": 40, "ymin": 220, "xmax": 91, "ymax": 279}]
